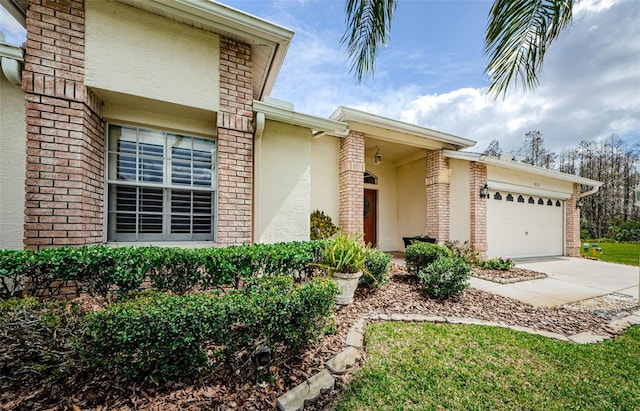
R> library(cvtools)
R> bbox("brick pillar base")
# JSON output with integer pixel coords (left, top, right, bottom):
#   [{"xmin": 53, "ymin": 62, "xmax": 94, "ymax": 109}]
[
  {"xmin": 470, "ymin": 162, "xmax": 488, "ymax": 253},
  {"xmin": 23, "ymin": 0, "xmax": 105, "ymax": 249},
  {"xmin": 425, "ymin": 150, "xmax": 450, "ymax": 243},
  {"xmin": 338, "ymin": 131, "xmax": 365, "ymax": 235},
  {"xmin": 566, "ymin": 183, "xmax": 581, "ymax": 256},
  {"xmin": 217, "ymin": 38, "xmax": 253, "ymax": 246}
]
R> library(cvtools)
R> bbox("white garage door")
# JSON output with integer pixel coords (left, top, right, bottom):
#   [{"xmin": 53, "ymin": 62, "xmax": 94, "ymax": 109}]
[{"xmin": 487, "ymin": 191, "xmax": 564, "ymax": 258}]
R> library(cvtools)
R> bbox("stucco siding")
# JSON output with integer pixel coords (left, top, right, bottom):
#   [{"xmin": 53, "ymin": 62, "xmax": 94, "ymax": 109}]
[
  {"xmin": 0, "ymin": 76, "xmax": 26, "ymax": 249},
  {"xmin": 255, "ymin": 120, "xmax": 311, "ymax": 243},
  {"xmin": 85, "ymin": 1, "xmax": 220, "ymax": 112},
  {"xmin": 310, "ymin": 136, "xmax": 339, "ymax": 224},
  {"xmin": 487, "ymin": 165, "xmax": 573, "ymax": 194},
  {"xmin": 364, "ymin": 161, "xmax": 399, "ymax": 251},
  {"xmin": 397, "ymin": 158, "xmax": 427, "ymax": 246},
  {"xmin": 449, "ymin": 158, "xmax": 470, "ymax": 243}
]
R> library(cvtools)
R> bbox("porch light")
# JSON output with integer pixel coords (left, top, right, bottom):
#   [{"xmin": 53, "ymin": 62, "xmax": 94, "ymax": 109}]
[
  {"xmin": 576, "ymin": 198, "xmax": 583, "ymax": 209},
  {"xmin": 479, "ymin": 183, "xmax": 490, "ymax": 199},
  {"xmin": 635, "ymin": 183, "xmax": 640, "ymax": 206},
  {"xmin": 374, "ymin": 146, "xmax": 382, "ymax": 165}
]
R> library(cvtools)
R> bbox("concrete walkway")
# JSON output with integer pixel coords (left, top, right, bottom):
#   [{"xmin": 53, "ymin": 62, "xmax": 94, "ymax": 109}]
[{"xmin": 470, "ymin": 257, "xmax": 639, "ymax": 307}]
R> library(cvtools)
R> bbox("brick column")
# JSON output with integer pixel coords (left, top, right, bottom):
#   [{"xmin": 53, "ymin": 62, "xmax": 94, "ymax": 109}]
[
  {"xmin": 22, "ymin": 0, "xmax": 105, "ymax": 249},
  {"xmin": 217, "ymin": 38, "xmax": 253, "ymax": 246},
  {"xmin": 566, "ymin": 183, "xmax": 581, "ymax": 257},
  {"xmin": 338, "ymin": 131, "xmax": 365, "ymax": 235},
  {"xmin": 469, "ymin": 162, "xmax": 488, "ymax": 253},
  {"xmin": 425, "ymin": 150, "xmax": 450, "ymax": 243}
]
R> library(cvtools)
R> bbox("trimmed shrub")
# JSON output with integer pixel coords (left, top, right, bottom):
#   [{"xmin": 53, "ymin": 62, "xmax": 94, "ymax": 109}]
[
  {"xmin": 85, "ymin": 276, "xmax": 338, "ymax": 380},
  {"xmin": 149, "ymin": 247, "xmax": 206, "ymax": 294},
  {"xmin": 0, "ymin": 297, "xmax": 86, "ymax": 388},
  {"xmin": 0, "ymin": 249, "xmax": 29, "ymax": 299},
  {"xmin": 417, "ymin": 256, "xmax": 470, "ymax": 299},
  {"xmin": 361, "ymin": 250, "xmax": 392, "ymax": 288},
  {"xmin": 479, "ymin": 257, "xmax": 515, "ymax": 271},
  {"xmin": 310, "ymin": 210, "xmax": 338, "ymax": 240},
  {"xmin": 405, "ymin": 242, "xmax": 452, "ymax": 275}
]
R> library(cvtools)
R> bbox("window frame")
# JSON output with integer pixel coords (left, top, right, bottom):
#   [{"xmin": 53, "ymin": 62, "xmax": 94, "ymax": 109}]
[{"xmin": 104, "ymin": 123, "xmax": 218, "ymax": 242}]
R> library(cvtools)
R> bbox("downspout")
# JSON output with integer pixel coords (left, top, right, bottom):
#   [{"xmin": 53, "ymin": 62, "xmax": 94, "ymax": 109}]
[
  {"xmin": 253, "ymin": 112, "xmax": 265, "ymax": 243},
  {"xmin": 0, "ymin": 32, "xmax": 24, "ymax": 87},
  {"xmin": 579, "ymin": 184, "xmax": 601, "ymax": 198}
]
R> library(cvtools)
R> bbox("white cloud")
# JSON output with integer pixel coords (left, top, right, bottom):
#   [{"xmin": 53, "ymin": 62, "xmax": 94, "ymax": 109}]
[{"xmin": 395, "ymin": 0, "xmax": 640, "ymax": 153}]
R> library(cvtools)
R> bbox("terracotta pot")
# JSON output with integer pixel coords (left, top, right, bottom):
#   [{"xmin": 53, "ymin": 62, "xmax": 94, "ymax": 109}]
[{"xmin": 332, "ymin": 271, "xmax": 363, "ymax": 305}]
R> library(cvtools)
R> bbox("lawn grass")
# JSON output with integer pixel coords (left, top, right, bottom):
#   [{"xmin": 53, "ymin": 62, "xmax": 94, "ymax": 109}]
[
  {"xmin": 334, "ymin": 322, "xmax": 640, "ymax": 410},
  {"xmin": 580, "ymin": 242, "xmax": 640, "ymax": 266}
]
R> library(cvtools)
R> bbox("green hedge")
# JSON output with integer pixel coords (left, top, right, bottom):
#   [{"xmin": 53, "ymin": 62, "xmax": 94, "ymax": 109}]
[
  {"xmin": 84, "ymin": 276, "xmax": 338, "ymax": 380},
  {"xmin": 0, "ymin": 241, "xmax": 325, "ymax": 300},
  {"xmin": 361, "ymin": 250, "xmax": 392, "ymax": 288},
  {"xmin": 417, "ymin": 256, "xmax": 470, "ymax": 299},
  {"xmin": 405, "ymin": 242, "xmax": 452, "ymax": 275}
]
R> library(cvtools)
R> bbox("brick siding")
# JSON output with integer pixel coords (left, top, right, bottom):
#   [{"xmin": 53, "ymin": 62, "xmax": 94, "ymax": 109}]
[
  {"xmin": 425, "ymin": 150, "xmax": 450, "ymax": 243},
  {"xmin": 338, "ymin": 131, "xmax": 365, "ymax": 235},
  {"xmin": 217, "ymin": 38, "xmax": 253, "ymax": 246},
  {"xmin": 23, "ymin": 0, "xmax": 105, "ymax": 250},
  {"xmin": 469, "ymin": 161, "xmax": 488, "ymax": 253},
  {"xmin": 566, "ymin": 183, "xmax": 581, "ymax": 257}
]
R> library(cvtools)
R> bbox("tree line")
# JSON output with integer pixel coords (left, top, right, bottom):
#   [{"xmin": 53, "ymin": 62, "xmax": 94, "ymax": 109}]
[{"xmin": 484, "ymin": 132, "xmax": 640, "ymax": 241}]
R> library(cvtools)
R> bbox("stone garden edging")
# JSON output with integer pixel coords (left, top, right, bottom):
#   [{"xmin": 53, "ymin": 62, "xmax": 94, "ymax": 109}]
[{"xmin": 276, "ymin": 310, "xmax": 640, "ymax": 411}]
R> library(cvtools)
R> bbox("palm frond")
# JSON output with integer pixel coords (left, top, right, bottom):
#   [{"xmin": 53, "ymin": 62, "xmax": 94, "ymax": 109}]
[
  {"xmin": 342, "ymin": 0, "xmax": 397, "ymax": 83},
  {"xmin": 485, "ymin": 0, "xmax": 573, "ymax": 99}
]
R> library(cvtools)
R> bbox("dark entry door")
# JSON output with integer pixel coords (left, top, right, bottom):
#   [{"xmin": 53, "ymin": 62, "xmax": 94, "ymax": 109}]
[{"xmin": 364, "ymin": 189, "xmax": 377, "ymax": 247}]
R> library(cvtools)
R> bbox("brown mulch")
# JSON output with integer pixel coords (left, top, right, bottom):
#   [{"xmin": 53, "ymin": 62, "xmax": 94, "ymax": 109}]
[
  {"xmin": 472, "ymin": 267, "xmax": 548, "ymax": 284},
  {"xmin": 1, "ymin": 265, "xmax": 622, "ymax": 410}
]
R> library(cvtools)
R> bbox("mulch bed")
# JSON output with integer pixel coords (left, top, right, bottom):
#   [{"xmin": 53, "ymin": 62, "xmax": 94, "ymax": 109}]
[
  {"xmin": 471, "ymin": 267, "xmax": 548, "ymax": 283},
  {"xmin": 1, "ymin": 264, "xmax": 624, "ymax": 410}
]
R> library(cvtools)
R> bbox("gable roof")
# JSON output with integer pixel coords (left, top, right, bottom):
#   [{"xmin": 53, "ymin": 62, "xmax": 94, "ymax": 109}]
[
  {"xmin": 331, "ymin": 106, "xmax": 476, "ymax": 150},
  {"xmin": 1, "ymin": 0, "xmax": 293, "ymax": 100}
]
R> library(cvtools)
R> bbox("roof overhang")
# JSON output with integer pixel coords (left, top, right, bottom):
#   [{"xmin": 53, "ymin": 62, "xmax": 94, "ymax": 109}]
[
  {"xmin": 254, "ymin": 99, "xmax": 348, "ymax": 136},
  {"xmin": 330, "ymin": 106, "xmax": 476, "ymax": 150},
  {"xmin": 0, "ymin": 0, "xmax": 26, "ymax": 27},
  {"xmin": 1, "ymin": 0, "xmax": 293, "ymax": 100},
  {"xmin": 443, "ymin": 150, "xmax": 603, "ymax": 191}
]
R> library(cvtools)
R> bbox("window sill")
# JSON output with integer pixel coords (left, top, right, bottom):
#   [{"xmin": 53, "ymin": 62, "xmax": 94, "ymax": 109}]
[{"xmin": 106, "ymin": 241, "xmax": 218, "ymax": 249}]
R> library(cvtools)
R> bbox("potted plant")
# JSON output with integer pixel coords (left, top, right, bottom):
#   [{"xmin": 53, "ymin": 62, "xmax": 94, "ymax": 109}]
[{"xmin": 320, "ymin": 231, "xmax": 367, "ymax": 305}]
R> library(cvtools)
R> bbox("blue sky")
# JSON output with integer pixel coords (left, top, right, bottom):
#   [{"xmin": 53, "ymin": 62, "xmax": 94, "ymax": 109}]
[{"xmin": 2, "ymin": 0, "xmax": 639, "ymax": 155}]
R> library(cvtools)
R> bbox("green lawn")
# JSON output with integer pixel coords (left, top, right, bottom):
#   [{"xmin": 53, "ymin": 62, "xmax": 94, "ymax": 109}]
[
  {"xmin": 580, "ymin": 242, "xmax": 640, "ymax": 266},
  {"xmin": 334, "ymin": 322, "xmax": 640, "ymax": 410}
]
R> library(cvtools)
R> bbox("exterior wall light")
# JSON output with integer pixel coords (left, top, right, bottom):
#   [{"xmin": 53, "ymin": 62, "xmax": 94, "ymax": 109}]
[
  {"xmin": 576, "ymin": 198, "xmax": 583, "ymax": 209},
  {"xmin": 480, "ymin": 183, "xmax": 490, "ymax": 199},
  {"xmin": 374, "ymin": 146, "xmax": 382, "ymax": 165}
]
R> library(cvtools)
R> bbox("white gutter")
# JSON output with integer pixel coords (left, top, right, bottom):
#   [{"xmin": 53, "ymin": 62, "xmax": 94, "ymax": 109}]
[
  {"xmin": 443, "ymin": 150, "xmax": 603, "ymax": 194},
  {"xmin": 0, "ymin": 34, "xmax": 24, "ymax": 87},
  {"xmin": 253, "ymin": 100, "xmax": 348, "ymax": 136},
  {"xmin": 330, "ymin": 106, "xmax": 476, "ymax": 149}
]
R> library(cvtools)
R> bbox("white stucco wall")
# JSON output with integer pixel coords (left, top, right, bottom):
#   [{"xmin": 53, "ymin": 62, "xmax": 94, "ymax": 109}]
[
  {"xmin": 449, "ymin": 159, "xmax": 470, "ymax": 242},
  {"xmin": 85, "ymin": 0, "xmax": 220, "ymax": 112},
  {"xmin": 397, "ymin": 158, "xmax": 427, "ymax": 246},
  {"xmin": 310, "ymin": 136, "xmax": 339, "ymax": 224},
  {"xmin": 487, "ymin": 165, "xmax": 573, "ymax": 194},
  {"xmin": 0, "ymin": 75, "xmax": 26, "ymax": 249},
  {"xmin": 364, "ymin": 161, "xmax": 399, "ymax": 251},
  {"xmin": 255, "ymin": 120, "xmax": 311, "ymax": 243}
]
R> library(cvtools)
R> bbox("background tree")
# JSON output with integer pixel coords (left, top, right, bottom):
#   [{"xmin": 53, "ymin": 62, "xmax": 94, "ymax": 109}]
[
  {"xmin": 513, "ymin": 130, "xmax": 556, "ymax": 168},
  {"xmin": 343, "ymin": 0, "xmax": 574, "ymax": 98},
  {"xmin": 483, "ymin": 139, "xmax": 503, "ymax": 156}
]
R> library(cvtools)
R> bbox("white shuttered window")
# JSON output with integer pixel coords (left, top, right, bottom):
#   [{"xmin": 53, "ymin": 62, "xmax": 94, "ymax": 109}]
[{"xmin": 106, "ymin": 125, "xmax": 216, "ymax": 241}]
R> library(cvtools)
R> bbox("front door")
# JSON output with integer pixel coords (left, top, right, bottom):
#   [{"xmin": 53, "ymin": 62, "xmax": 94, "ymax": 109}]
[{"xmin": 364, "ymin": 189, "xmax": 377, "ymax": 247}]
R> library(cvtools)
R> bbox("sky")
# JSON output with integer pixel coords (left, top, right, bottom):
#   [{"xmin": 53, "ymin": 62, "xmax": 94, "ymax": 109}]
[{"xmin": 1, "ymin": 0, "xmax": 638, "ymax": 155}]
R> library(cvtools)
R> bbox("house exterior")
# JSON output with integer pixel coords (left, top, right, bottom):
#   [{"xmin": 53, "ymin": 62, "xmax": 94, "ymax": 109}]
[{"xmin": 0, "ymin": 0, "xmax": 601, "ymax": 259}]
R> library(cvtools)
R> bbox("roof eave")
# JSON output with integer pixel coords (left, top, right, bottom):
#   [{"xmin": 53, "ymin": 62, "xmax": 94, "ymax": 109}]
[
  {"xmin": 330, "ymin": 106, "xmax": 476, "ymax": 149},
  {"xmin": 443, "ymin": 150, "xmax": 603, "ymax": 188},
  {"xmin": 254, "ymin": 100, "xmax": 348, "ymax": 135}
]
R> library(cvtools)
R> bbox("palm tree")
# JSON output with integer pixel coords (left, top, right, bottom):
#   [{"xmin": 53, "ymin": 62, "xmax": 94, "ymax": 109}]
[{"xmin": 342, "ymin": 0, "xmax": 574, "ymax": 99}]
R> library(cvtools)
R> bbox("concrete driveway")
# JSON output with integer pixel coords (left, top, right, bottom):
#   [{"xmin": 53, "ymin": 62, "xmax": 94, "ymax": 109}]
[{"xmin": 470, "ymin": 257, "xmax": 639, "ymax": 307}]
